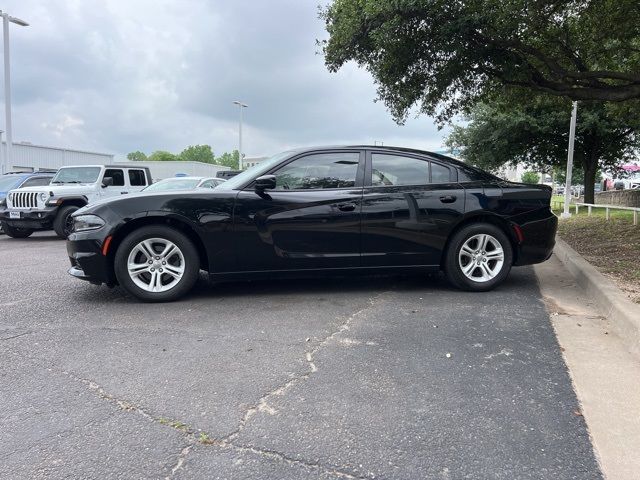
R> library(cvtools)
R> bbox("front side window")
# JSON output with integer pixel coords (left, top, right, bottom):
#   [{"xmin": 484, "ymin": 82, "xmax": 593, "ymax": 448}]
[
  {"xmin": 104, "ymin": 169, "xmax": 125, "ymax": 186},
  {"xmin": 21, "ymin": 176, "xmax": 53, "ymax": 187},
  {"xmin": 273, "ymin": 152, "xmax": 360, "ymax": 190},
  {"xmin": 128, "ymin": 169, "xmax": 147, "ymax": 186},
  {"xmin": 52, "ymin": 167, "xmax": 101, "ymax": 184},
  {"xmin": 371, "ymin": 154, "xmax": 429, "ymax": 186}
]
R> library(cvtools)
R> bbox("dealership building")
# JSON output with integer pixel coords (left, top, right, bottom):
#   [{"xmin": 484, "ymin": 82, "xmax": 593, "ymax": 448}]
[{"xmin": 1, "ymin": 141, "xmax": 231, "ymax": 180}]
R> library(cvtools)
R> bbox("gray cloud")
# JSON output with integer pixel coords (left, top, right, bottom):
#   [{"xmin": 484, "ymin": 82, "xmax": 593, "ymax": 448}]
[{"xmin": 4, "ymin": 0, "xmax": 448, "ymax": 159}]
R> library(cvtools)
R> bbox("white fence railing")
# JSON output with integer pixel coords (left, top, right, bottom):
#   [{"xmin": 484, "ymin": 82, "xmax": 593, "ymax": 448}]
[{"xmin": 551, "ymin": 200, "xmax": 639, "ymax": 225}]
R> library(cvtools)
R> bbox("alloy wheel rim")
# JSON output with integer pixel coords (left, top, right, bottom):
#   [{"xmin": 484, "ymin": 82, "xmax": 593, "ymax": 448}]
[
  {"xmin": 127, "ymin": 238, "xmax": 185, "ymax": 293},
  {"xmin": 458, "ymin": 234, "xmax": 504, "ymax": 283}
]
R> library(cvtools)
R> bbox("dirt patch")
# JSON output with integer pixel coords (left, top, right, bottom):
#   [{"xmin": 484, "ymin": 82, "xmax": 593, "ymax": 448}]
[{"xmin": 557, "ymin": 216, "xmax": 640, "ymax": 303}]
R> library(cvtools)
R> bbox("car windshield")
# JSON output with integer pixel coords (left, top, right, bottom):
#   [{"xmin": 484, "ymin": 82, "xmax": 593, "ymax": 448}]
[
  {"xmin": 0, "ymin": 175, "xmax": 22, "ymax": 191},
  {"xmin": 216, "ymin": 150, "xmax": 296, "ymax": 190},
  {"xmin": 143, "ymin": 178, "xmax": 201, "ymax": 192},
  {"xmin": 52, "ymin": 167, "xmax": 101, "ymax": 184}
]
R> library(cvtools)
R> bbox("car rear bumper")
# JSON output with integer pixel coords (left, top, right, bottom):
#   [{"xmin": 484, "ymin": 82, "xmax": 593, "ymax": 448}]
[
  {"xmin": 513, "ymin": 209, "xmax": 558, "ymax": 266},
  {"xmin": 66, "ymin": 235, "xmax": 115, "ymax": 286}
]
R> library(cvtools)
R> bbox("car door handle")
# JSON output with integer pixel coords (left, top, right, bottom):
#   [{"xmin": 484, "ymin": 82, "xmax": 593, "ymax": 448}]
[
  {"xmin": 121, "ymin": 191, "xmax": 129, "ymax": 194},
  {"xmin": 439, "ymin": 195, "xmax": 456, "ymax": 203},
  {"xmin": 337, "ymin": 202, "xmax": 357, "ymax": 212}
]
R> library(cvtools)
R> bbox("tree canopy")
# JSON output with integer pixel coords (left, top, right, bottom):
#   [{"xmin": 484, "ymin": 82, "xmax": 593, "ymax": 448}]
[
  {"xmin": 446, "ymin": 93, "xmax": 640, "ymax": 202},
  {"xmin": 321, "ymin": 0, "xmax": 640, "ymax": 123},
  {"xmin": 126, "ymin": 146, "xmax": 241, "ymax": 170},
  {"xmin": 179, "ymin": 145, "xmax": 215, "ymax": 164}
]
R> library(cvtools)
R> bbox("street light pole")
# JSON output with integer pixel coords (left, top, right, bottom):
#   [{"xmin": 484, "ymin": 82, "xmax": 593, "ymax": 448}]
[
  {"xmin": 233, "ymin": 100, "xmax": 248, "ymax": 170},
  {"xmin": 562, "ymin": 101, "xmax": 578, "ymax": 218},
  {"xmin": 1, "ymin": 11, "xmax": 28, "ymax": 175}
]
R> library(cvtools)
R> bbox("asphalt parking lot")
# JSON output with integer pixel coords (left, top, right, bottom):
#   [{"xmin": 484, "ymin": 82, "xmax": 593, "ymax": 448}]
[{"xmin": 0, "ymin": 232, "xmax": 601, "ymax": 479}]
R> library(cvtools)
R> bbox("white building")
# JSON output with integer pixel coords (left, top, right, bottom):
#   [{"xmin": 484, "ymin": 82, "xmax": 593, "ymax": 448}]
[
  {"xmin": 1, "ymin": 141, "xmax": 231, "ymax": 181},
  {"xmin": 1, "ymin": 141, "xmax": 114, "ymax": 173}
]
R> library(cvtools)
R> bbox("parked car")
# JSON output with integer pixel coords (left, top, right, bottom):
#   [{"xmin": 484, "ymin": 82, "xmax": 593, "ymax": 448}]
[
  {"xmin": 613, "ymin": 172, "xmax": 640, "ymax": 190},
  {"xmin": 66, "ymin": 146, "xmax": 557, "ymax": 302},
  {"xmin": 0, "ymin": 170, "xmax": 56, "ymax": 235},
  {"xmin": 217, "ymin": 170, "xmax": 242, "ymax": 179},
  {"xmin": 1, "ymin": 165, "xmax": 152, "ymax": 239},
  {"xmin": 143, "ymin": 176, "xmax": 225, "ymax": 192}
]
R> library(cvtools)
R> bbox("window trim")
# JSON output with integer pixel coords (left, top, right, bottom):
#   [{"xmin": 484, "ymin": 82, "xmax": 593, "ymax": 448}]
[
  {"xmin": 242, "ymin": 149, "xmax": 366, "ymax": 192},
  {"xmin": 365, "ymin": 150, "xmax": 455, "ymax": 187}
]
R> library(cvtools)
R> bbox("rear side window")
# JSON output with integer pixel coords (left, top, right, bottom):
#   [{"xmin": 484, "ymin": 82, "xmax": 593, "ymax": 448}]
[
  {"xmin": 128, "ymin": 169, "xmax": 147, "ymax": 186},
  {"xmin": 21, "ymin": 176, "xmax": 52, "ymax": 187},
  {"xmin": 104, "ymin": 169, "xmax": 125, "ymax": 186},
  {"xmin": 430, "ymin": 163, "xmax": 451, "ymax": 183},
  {"xmin": 371, "ymin": 154, "xmax": 429, "ymax": 186}
]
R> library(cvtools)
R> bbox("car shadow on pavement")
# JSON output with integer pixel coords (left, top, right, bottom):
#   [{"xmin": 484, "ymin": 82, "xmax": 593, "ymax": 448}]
[{"xmin": 69, "ymin": 266, "xmax": 535, "ymax": 305}]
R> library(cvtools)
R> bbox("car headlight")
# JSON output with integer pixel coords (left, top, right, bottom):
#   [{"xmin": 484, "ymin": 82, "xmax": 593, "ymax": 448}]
[
  {"xmin": 73, "ymin": 214, "xmax": 106, "ymax": 232},
  {"xmin": 39, "ymin": 192, "xmax": 47, "ymax": 202}
]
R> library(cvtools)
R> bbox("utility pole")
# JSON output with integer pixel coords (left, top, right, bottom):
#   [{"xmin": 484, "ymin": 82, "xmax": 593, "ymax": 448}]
[
  {"xmin": 562, "ymin": 101, "xmax": 578, "ymax": 218},
  {"xmin": 233, "ymin": 100, "xmax": 248, "ymax": 170},
  {"xmin": 1, "ymin": 11, "xmax": 29, "ymax": 174}
]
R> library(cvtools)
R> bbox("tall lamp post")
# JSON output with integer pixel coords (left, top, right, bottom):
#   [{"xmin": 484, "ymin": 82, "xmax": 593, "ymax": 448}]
[
  {"xmin": 233, "ymin": 100, "xmax": 248, "ymax": 170},
  {"xmin": 1, "ymin": 10, "xmax": 28, "ymax": 175},
  {"xmin": 562, "ymin": 101, "xmax": 578, "ymax": 218}
]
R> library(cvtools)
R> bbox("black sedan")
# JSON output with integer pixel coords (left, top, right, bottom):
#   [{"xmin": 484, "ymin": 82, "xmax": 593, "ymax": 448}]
[{"xmin": 66, "ymin": 146, "xmax": 557, "ymax": 302}]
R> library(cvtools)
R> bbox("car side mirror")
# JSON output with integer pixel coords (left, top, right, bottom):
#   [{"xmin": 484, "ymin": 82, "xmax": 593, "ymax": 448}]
[
  {"xmin": 102, "ymin": 177, "xmax": 114, "ymax": 188},
  {"xmin": 254, "ymin": 175, "xmax": 276, "ymax": 191}
]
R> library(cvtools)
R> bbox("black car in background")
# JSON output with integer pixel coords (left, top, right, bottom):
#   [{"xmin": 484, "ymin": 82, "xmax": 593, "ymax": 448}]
[{"xmin": 66, "ymin": 146, "xmax": 557, "ymax": 302}]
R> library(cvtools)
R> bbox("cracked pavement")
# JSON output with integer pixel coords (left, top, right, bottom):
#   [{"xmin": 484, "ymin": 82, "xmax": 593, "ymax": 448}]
[{"xmin": 0, "ymin": 233, "xmax": 601, "ymax": 479}]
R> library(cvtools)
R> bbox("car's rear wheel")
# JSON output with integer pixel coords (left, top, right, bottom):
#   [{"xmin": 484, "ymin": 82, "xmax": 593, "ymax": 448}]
[
  {"xmin": 53, "ymin": 205, "xmax": 80, "ymax": 239},
  {"xmin": 444, "ymin": 223, "xmax": 513, "ymax": 291},
  {"xmin": 1, "ymin": 221, "xmax": 34, "ymax": 238},
  {"xmin": 114, "ymin": 225, "xmax": 200, "ymax": 302}
]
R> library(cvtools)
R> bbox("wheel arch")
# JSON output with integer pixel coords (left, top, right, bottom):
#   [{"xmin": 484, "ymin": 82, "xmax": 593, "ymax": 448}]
[
  {"xmin": 57, "ymin": 197, "xmax": 88, "ymax": 209},
  {"xmin": 108, "ymin": 215, "xmax": 210, "ymax": 273},
  {"xmin": 441, "ymin": 213, "xmax": 519, "ymax": 268}
]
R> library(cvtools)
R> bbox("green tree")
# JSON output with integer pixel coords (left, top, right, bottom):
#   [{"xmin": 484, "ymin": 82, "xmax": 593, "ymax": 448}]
[
  {"xmin": 520, "ymin": 171, "xmax": 540, "ymax": 184},
  {"xmin": 321, "ymin": 0, "xmax": 640, "ymax": 123},
  {"xmin": 127, "ymin": 151, "xmax": 147, "ymax": 161},
  {"xmin": 179, "ymin": 145, "xmax": 215, "ymax": 164},
  {"xmin": 215, "ymin": 150, "xmax": 240, "ymax": 170},
  {"xmin": 148, "ymin": 150, "xmax": 178, "ymax": 162},
  {"xmin": 446, "ymin": 94, "xmax": 639, "ymax": 203}
]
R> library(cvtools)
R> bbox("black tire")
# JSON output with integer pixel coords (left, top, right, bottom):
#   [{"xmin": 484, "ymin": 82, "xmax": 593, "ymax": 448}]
[
  {"xmin": 53, "ymin": 205, "xmax": 80, "ymax": 239},
  {"xmin": 444, "ymin": 223, "xmax": 513, "ymax": 292},
  {"xmin": 114, "ymin": 225, "xmax": 200, "ymax": 302},
  {"xmin": 1, "ymin": 221, "xmax": 34, "ymax": 238}
]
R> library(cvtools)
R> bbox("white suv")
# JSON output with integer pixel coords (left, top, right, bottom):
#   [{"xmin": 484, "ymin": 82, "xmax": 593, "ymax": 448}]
[{"xmin": 1, "ymin": 165, "xmax": 152, "ymax": 238}]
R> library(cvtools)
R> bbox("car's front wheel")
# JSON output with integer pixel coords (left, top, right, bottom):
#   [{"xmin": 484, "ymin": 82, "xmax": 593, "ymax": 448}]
[
  {"xmin": 444, "ymin": 223, "xmax": 513, "ymax": 292},
  {"xmin": 53, "ymin": 205, "xmax": 80, "ymax": 239},
  {"xmin": 1, "ymin": 221, "xmax": 34, "ymax": 238},
  {"xmin": 114, "ymin": 225, "xmax": 200, "ymax": 302}
]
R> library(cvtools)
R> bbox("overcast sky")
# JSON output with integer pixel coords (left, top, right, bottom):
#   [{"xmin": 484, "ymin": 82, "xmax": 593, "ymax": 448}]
[{"xmin": 3, "ymin": 0, "xmax": 448, "ymax": 159}]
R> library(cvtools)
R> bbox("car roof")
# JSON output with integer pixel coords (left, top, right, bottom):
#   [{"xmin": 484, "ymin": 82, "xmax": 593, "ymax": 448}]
[{"xmin": 285, "ymin": 145, "xmax": 466, "ymax": 167}]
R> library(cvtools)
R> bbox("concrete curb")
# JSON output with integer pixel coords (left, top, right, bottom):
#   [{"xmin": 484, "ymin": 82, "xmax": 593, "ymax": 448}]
[{"xmin": 553, "ymin": 237, "xmax": 640, "ymax": 357}]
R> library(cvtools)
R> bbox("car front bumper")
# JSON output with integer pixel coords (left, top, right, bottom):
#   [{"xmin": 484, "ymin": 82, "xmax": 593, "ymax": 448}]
[
  {"xmin": 0, "ymin": 207, "xmax": 58, "ymax": 230},
  {"xmin": 66, "ymin": 232, "xmax": 116, "ymax": 286}
]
